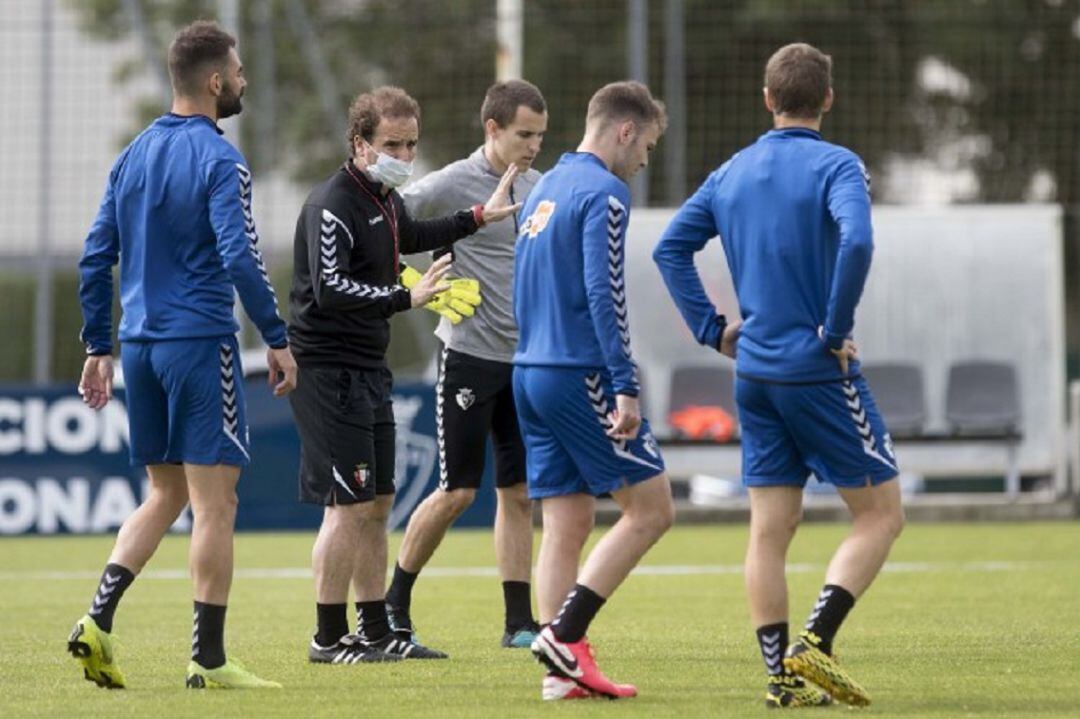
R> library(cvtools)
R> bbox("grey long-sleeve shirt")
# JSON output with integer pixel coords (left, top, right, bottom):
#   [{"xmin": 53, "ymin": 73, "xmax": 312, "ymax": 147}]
[{"xmin": 402, "ymin": 146, "xmax": 541, "ymax": 363}]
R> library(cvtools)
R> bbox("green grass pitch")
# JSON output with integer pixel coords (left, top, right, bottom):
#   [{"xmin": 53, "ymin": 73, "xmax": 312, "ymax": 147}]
[{"xmin": 2, "ymin": 522, "xmax": 1078, "ymax": 717}]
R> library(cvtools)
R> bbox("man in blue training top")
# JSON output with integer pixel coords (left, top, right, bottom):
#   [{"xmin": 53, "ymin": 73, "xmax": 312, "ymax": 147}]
[
  {"xmin": 72, "ymin": 21, "xmax": 296, "ymax": 690},
  {"xmin": 515, "ymin": 81, "xmax": 674, "ymax": 701},
  {"xmin": 654, "ymin": 43, "xmax": 904, "ymax": 708}
]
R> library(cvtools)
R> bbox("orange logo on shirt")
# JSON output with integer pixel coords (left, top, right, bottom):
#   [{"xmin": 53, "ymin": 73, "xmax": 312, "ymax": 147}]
[{"xmin": 521, "ymin": 200, "xmax": 556, "ymax": 239}]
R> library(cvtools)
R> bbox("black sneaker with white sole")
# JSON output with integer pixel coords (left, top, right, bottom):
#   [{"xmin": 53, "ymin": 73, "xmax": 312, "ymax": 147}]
[
  {"xmin": 308, "ymin": 634, "xmax": 402, "ymax": 664},
  {"xmin": 365, "ymin": 632, "xmax": 449, "ymax": 659}
]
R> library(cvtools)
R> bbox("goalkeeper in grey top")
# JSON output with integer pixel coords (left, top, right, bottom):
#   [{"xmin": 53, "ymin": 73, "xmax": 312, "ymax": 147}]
[{"xmin": 386, "ymin": 80, "xmax": 548, "ymax": 649}]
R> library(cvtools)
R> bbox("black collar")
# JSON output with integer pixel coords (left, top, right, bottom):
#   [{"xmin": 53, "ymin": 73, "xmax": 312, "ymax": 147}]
[
  {"xmin": 343, "ymin": 159, "xmax": 387, "ymax": 194},
  {"xmin": 166, "ymin": 112, "xmax": 223, "ymax": 135}
]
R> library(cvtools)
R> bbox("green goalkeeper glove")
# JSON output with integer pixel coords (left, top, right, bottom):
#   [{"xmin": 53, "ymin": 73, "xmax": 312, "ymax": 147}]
[{"xmin": 399, "ymin": 265, "xmax": 482, "ymax": 324}]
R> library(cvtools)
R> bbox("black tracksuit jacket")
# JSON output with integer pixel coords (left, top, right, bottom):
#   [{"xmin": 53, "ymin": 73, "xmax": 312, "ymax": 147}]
[{"xmin": 288, "ymin": 161, "xmax": 480, "ymax": 369}]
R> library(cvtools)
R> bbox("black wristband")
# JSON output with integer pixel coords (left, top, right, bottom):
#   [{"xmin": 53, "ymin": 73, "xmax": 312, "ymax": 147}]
[{"xmin": 712, "ymin": 315, "xmax": 728, "ymax": 353}]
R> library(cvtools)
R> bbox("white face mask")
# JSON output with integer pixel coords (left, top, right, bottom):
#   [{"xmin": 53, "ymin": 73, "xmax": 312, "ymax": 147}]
[{"xmin": 367, "ymin": 151, "xmax": 414, "ymax": 188}]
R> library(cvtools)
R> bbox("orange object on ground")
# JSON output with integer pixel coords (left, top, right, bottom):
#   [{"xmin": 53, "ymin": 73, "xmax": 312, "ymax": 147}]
[{"xmin": 668, "ymin": 405, "xmax": 736, "ymax": 441}]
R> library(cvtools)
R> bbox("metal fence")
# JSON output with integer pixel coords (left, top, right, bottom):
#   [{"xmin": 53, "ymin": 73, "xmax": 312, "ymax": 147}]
[{"xmin": 1, "ymin": 0, "xmax": 1078, "ymax": 383}]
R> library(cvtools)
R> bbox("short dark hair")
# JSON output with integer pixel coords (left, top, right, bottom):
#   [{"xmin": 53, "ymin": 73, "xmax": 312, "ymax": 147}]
[
  {"xmin": 346, "ymin": 86, "xmax": 421, "ymax": 153},
  {"xmin": 586, "ymin": 81, "xmax": 668, "ymax": 134},
  {"xmin": 481, "ymin": 79, "xmax": 547, "ymax": 128},
  {"xmin": 764, "ymin": 43, "xmax": 833, "ymax": 119},
  {"xmin": 168, "ymin": 21, "xmax": 236, "ymax": 96}
]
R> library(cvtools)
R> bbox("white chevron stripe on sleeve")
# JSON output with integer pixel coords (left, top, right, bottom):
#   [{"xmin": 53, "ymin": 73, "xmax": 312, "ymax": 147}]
[
  {"xmin": 235, "ymin": 164, "xmax": 281, "ymax": 313},
  {"xmin": 318, "ymin": 208, "xmax": 399, "ymax": 301},
  {"xmin": 605, "ymin": 196, "xmax": 639, "ymax": 387}
]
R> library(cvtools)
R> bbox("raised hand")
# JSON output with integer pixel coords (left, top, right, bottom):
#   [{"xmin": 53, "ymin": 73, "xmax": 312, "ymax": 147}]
[{"xmin": 482, "ymin": 164, "xmax": 524, "ymax": 224}]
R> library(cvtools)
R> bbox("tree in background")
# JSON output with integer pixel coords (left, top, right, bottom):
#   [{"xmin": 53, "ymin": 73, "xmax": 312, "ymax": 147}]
[
  {"xmin": 69, "ymin": 0, "xmax": 1080, "ymax": 205},
  {"xmin": 70, "ymin": 0, "xmax": 497, "ymax": 181}
]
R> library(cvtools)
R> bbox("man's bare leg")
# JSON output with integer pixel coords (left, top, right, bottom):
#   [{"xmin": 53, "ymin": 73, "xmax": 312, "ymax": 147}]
[
  {"xmin": 108, "ymin": 464, "xmax": 190, "ymax": 573},
  {"xmin": 68, "ymin": 462, "xmax": 189, "ymax": 689},
  {"xmin": 535, "ymin": 494, "xmax": 594, "ymax": 623},
  {"xmin": 827, "ymin": 479, "xmax": 905, "ymax": 596},
  {"xmin": 744, "ymin": 485, "xmax": 806, "ymax": 690},
  {"xmin": 797, "ymin": 479, "xmax": 904, "ymax": 653},
  {"xmin": 310, "ymin": 502, "xmax": 366, "ymax": 646},
  {"xmin": 82, "ymin": 464, "xmax": 188, "ymax": 631},
  {"xmin": 185, "ymin": 463, "xmax": 240, "ymax": 669},
  {"xmin": 495, "ymin": 483, "xmax": 534, "ymax": 583},
  {"xmin": 574, "ymin": 474, "xmax": 675, "ymax": 597},
  {"xmin": 745, "ymin": 486, "xmax": 803, "ymax": 627},
  {"xmin": 532, "ymin": 475, "xmax": 673, "ymax": 700},
  {"xmin": 393, "ymin": 488, "xmax": 476, "ymax": 574},
  {"xmin": 351, "ymin": 495, "xmax": 395, "ymax": 604},
  {"xmin": 784, "ymin": 479, "xmax": 903, "ymax": 707},
  {"xmin": 385, "ymin": 489, "xmax": 475, "ymax": 627},
  {"xmin": 494, "ymin": 483, "xmax": 538, "ymax": 641},
  {"xmin": 186, "ymin": 464, "xmax": 239, "ymax": 604},
  {"xmin": 353, "ymin": 495, "xmax": 447, "ymax": 658}
]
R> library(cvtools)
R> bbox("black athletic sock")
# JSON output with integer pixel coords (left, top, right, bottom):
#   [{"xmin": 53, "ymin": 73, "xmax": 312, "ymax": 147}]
[
  {"xmin": 385, "ymin": 563, "xmax": 419, "ymax": 610},
  {"xmin": 550, "ymin": 584, "xmax": 606, "ymax": 644},
  {"xmin": 502, "ymin": 580, "xmax": 535, "ymax": 631},
  {"xmin": 86, "ymin": 563, "xmax": 135, "ymax": 633},
  {"xmin": 355, "ymin": 600, "xmax": 390, "ymax": 642},
  {"xmin": 755, "ymin": 622, "xmax": 788, "ymax": 677},
  {"xmin": 804, "ymin": 584, "xmax": 855, "ymax": 656},
  {"xmin": 315, "ymin": 603, "xmax": 350, "ymax": 647},
  {"xmin": 192, "ymin": 601, "xmax": 227, "ymax": 669}
]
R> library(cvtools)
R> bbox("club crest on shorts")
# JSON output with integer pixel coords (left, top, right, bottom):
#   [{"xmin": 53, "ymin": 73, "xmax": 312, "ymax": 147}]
[
  {"xmin": 455, "ymin": 387, "xmax": 476, "ymax": 411},
  {"xmin": 641, "ymin": 431, "xmax": 660, "ymax": 459},
  {"xmin": 353, "ymin": 463, "xmax": 369, "ymax": 489},
  {"xmin": 521, "ymin": 200, "xmax": 556, "ymax": 239},
  {"xmin": 883, "ymin": 432, "xmax": 896, "ymax": 462}
]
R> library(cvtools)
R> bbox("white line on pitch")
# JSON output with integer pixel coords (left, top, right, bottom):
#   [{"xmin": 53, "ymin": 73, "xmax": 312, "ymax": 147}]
[{"xmin": 0, "ymin": 559, "xmax": 1071, "ymax": 582}]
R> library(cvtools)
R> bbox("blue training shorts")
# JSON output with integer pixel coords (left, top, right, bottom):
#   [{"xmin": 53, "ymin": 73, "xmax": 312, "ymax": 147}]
[
  {"xmin": 736, "ymin": 375, "xmax": 898, "ymax": 488},
  {"xmin": 513, "ymin": 365, "xmax": 665, "ymax": 499},
  {"xmin": 120, "ymin": 336, "xmax": 250, "ymax": 467}
]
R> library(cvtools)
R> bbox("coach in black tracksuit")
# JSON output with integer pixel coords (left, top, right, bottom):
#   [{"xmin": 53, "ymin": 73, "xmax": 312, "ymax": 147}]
[{"xmin": 288, "ymin": 87, "xmax": 521, "ymax": 666}]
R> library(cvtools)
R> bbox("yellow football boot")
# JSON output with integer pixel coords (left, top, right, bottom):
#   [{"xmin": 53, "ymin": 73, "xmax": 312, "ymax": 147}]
[
  {"xmin": 764, "ymin": 674, "xmax": 832, "ymax": 709},
  {"xmin": 67, "ymin": 614, "xmax": 126, "ymax": 689},
  {"xmin": 783, "ymin": 631, "xmax": 870, "ymax": 707},
  {"xmin": 185, "ymin": 659, "xmax": 282, "ymax": 689}
]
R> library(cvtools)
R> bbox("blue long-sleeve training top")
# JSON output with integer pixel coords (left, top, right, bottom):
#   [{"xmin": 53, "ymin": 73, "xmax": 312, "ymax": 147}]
[
  {"xmin": 79, "ymin": 113, "xmax": 287, "ymax": 355},
  {"xmin": 513, "ymin": 152, "xmax": 639, "ymax": 396},
  {"xmin": 653, "ymin": 127, "xmax": 872, "ymax": 383}
]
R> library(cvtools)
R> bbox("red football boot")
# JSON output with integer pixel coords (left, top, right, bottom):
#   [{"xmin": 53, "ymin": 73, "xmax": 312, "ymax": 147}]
[{"xmin": 531, "ymin": 626, "xmax": 637, "ymax": 699}]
